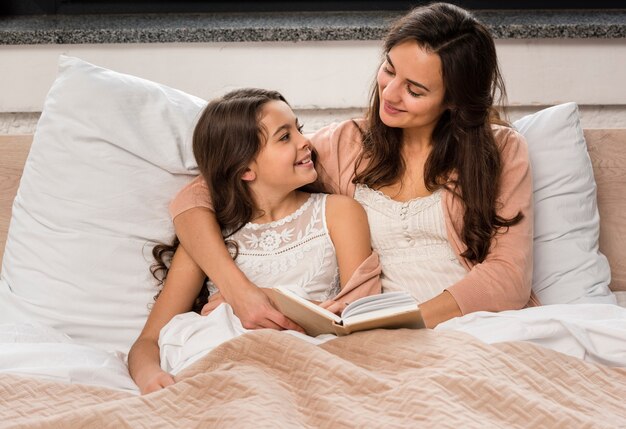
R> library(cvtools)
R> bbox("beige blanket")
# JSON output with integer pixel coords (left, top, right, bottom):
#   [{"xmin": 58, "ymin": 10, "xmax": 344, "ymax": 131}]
[{"xmin": 2, "ymin": 329, "xmax": 626, "ymax": 428}]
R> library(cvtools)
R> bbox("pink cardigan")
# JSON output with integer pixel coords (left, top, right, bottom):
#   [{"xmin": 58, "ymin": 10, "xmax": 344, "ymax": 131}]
[{"xmin": 170, "ymin": 119, "xmax": 539, "ymax": 315}]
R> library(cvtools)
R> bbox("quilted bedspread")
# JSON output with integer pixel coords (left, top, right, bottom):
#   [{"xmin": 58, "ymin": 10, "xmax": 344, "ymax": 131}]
[{"xmin": 1, "ymin": 329, "xmax": 625, "ymax": 428}]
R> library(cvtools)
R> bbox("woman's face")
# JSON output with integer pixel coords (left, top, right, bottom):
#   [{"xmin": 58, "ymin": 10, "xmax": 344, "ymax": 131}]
[{"xmin": 377, "ymin": 40, "xmax": 447, "ymax": 135}]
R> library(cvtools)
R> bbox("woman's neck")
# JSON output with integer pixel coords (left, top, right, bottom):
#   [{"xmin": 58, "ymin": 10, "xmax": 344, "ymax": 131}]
[
  {"xmin": 250, "ymin": 190, "xmax": 309, "ymax": 224},
  {"xmin": 402, "ymin": 126, "xmax": 434, "ymax": 152}
]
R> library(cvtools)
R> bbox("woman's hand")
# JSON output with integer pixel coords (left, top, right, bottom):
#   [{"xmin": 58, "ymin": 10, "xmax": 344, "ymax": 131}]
[
  {"xmin": 418, "ymin": 290, "xmax": 462, "ymax": 328},
  {"xmin": 174, "ymin": 208, "xmax": 303, "ymax": 332},
  {"xmin": 201, "ymin": 284, "xmax": 305, "ymax": 333},
  {"xmin": 204, "ymin": 285, "xmax": 304, "ymax": 331},
  {"xmin": 223, "ymin": 282, "xmax": 305, "ymax": 333},
  {"xmin": 136, "ymin": 368, "xmax": 176, "ymax": 395}
]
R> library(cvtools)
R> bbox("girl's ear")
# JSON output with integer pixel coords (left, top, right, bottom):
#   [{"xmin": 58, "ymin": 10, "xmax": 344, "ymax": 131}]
[{"xmin": 241, "ymin": 168, "xmax": 256, "ymax": 182}]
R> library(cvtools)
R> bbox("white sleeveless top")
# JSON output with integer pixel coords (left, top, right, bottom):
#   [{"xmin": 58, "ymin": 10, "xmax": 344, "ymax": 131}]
[
  {"xmin": 206, "ymin": 193, "xmax": 340, "ymax": 301},
  {"xmin": 353, "ymin": 184, "xmax": 467, "ymax": 303}
]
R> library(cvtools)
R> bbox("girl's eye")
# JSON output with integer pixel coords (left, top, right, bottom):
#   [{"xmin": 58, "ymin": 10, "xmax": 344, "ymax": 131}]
[
  {"xmin": 297, "ymin": 124, "xmax": 304, "ymax": 133},
  {"xmin": 279, "ymin": 133, "xmax": 290, "ymax": 142}
]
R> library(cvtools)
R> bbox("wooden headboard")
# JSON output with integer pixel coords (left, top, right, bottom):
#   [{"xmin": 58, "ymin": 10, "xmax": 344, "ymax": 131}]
[
  {"xmin": 585, "ymin": 129, "xmax": 626, "ymax": 292},
  {"xmin": 1, "ymin": 131, "xmax": 625, "ymax": 292},
  {"xmin": 0, "ymin": 135, "xmax": 31, "ymax": 265}
]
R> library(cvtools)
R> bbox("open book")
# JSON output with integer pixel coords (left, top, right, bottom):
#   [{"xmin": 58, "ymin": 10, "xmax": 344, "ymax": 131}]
[{"xmin": 269, "ymin": 287, "xmax": 425, "ymax": 337}]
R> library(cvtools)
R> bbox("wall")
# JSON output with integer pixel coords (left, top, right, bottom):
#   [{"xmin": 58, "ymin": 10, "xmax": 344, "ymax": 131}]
[{"xmin": 1, "ymin": 38, "xmax": 625, "ymax": 133}]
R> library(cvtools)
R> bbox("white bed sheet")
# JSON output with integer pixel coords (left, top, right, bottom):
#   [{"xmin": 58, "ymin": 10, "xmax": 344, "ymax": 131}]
[
  {"xmin": 0, "ymin": 323, "xmax": 138, "ymax": 394},
  {"xmin": 614, "ymin": 291, "xmax": 626, "ymax": 308},
  {"xmin": 161, "ymin": 301, "xmax": 626, "ymax": 374},
  {"xmin": 436, "ymin": 303, "xmax": 626, "ymax": 367},
  {"xmin": 2, "ymin": 301, "xmax": 625, "ymax": 393}
]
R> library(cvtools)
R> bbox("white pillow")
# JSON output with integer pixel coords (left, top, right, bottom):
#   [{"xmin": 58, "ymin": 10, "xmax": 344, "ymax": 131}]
[
  {"xmin": 514, "ymin": 103, "xmax": 615, "ymax": 305},
  {"xmin": 0, "ymin": 56, "xmax": 205, "ymax": 353}
]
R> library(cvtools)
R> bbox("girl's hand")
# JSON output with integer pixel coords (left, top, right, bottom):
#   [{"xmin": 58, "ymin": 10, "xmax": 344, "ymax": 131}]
[
  {"xmin": 137, "ymin": 369, "xmax": 176, "ymax": 395},
  {"xmin": 200, "ymin": 292, "xmax": 226, "ymax": 315}
]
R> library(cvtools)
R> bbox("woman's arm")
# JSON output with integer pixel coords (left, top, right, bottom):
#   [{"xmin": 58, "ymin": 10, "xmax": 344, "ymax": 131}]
[
  {"xmin": 173, "ymin": 207, "xmax": 302, "ymax": 331},
  {"xmin": 128, "ymin": 245, "xmax": 205, "ymax": 394},
  {"xmin": 443, "ymin": 127, "xmax": 534, "ymax": 319},
  {"xmin": 418, "ymin": 291, "xmax": 462, "ymax": 328}
]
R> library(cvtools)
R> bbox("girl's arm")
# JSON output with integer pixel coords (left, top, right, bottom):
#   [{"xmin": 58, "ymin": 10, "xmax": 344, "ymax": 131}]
[
  {"xmin": 323, "ymin": 194, "xmax": 380, "ymax": 314},
  {"xmin": 128, "ymin": 245, "xmax": 205, "ymax": 394},
  {"xmin": 325, "ymin": 192, "xmax": 461, "ymax": 326},
  {"xmin": 325, "ymin": 195, "xmax": 373, "ymax": 287}
]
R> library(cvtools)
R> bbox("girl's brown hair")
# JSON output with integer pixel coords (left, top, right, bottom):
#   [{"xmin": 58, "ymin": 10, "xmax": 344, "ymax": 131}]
[
  {"xmin": 151, "ymin": 88, "xmax": 322, "ymax": 312},
  {"xmin": 355, "ymin": 2, "xmax": 522, "ymax": 263}
]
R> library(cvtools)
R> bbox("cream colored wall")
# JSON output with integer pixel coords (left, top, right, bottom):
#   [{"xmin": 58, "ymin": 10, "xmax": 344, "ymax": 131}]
[{"xmin": 1, "ymin": 39, "xmax": 625, "ymax": 129}]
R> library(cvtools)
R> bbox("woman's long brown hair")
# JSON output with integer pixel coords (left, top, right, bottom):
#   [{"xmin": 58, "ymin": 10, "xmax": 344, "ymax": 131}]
[
  {"xmin": 354, "ymin": 2, "xmax": 522, "ymax": 263},
  {"xmin": 151, "ymin": 89, "xmax": 324, "ymax": 312}
]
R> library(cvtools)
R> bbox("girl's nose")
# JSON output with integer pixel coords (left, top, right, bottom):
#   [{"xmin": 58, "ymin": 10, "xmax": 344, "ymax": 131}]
[{"xmin": 299, "ymin": 134, "xmax": 312, "ymax": 150}]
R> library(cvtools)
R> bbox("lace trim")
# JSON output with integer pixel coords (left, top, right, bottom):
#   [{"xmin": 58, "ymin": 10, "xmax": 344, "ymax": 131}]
[
  {"xmin": 357, "ymin": 184, "xmax": 442, "ymax": 205},
  {"xmin": 238, "ymin": 231, "xmax": 327, "ymax": 257},
  {"xmin": 355, "ymin": 184, "xmax": 442, "ymax": 215},
  {"xmin": 322, "ymin": 268, "xmax": 341, "ymax": 301},
  {"xmin": 244, "ymin": 194, "xmax": 316, "ymax": 230}
]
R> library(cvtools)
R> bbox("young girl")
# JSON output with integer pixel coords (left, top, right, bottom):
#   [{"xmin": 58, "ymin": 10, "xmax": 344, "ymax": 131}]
[{"xmin": 128, "ymin": 88, "xmax": 380, "ymax": 395}]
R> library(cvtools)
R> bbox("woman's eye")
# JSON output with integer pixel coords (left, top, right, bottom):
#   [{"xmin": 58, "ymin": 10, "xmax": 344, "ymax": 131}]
[
  {"xmin": 407, "ymin": 86, "xmax": 422, "ymax": 98},
  {"xmin": 383, "ymin": 66, "xmax": 395, "ymax": 76}
]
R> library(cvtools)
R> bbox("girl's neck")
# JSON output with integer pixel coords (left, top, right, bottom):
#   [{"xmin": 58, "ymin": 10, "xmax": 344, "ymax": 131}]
[{"xmin": 250, "ymin": 190, "xmax": 310, "ymax": 224}]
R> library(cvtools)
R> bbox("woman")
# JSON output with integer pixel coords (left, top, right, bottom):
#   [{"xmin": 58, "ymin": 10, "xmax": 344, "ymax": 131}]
[{"xmin": 169, "ymin": 2, "xmax": 538, "ymax": 330}]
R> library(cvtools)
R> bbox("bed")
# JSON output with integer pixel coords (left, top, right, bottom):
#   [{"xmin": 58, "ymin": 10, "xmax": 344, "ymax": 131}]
[{"xmin": 0, "ymin": 56, "xmax": 625, "ymax": 428}]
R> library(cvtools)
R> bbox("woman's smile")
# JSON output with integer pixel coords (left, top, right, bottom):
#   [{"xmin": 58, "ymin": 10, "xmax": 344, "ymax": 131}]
[{"xmin": 383, "ymin": 101, "xmax": 405, "ymax": 115}]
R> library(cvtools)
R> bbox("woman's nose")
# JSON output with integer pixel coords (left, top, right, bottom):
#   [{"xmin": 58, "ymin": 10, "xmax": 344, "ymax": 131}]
[{"xmin": 382, "ymin": 77, "xmax": 401, "ymax": 102}]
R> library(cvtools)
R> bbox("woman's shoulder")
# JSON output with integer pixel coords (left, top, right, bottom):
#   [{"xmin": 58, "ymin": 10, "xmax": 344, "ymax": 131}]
[
  {"xmin": 491, "ymin": 123, "xmax": 529, "ymax": 161},
  {"xmin": 308, "ymin": 118, "xmax": 366, "ymax": 149},
  {"xmin": 307, "ymin": 118, "xmax": 367, "ymax": 197},
  {"xmin": 491, "ymin": 123, "xmax": 527, "ymax": 147},
  {"xmin": 320, "ymin": 117, "xmax": 366, "ymax": 133}
]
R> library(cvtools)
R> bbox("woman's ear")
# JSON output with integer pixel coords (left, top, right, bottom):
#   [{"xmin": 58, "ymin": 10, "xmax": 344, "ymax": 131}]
[{"xmin": 241, "ymin": 168, "xmax": 256, "ymax": 182}]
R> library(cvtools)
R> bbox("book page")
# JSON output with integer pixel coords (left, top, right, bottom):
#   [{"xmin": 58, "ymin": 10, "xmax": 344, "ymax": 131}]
[
  {"xmin": 342, "ymin": 304, "xmax": 419, "ymax": 326},
  {"xmin": 341, "ymin": 291, "xmax": 415, "ymax": 319}
]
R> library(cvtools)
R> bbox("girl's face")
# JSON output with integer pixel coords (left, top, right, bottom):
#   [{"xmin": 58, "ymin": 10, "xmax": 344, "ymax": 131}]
[
  {"xmin": 246, "ymin": 100, "xmax": 317, "ymax": 195},
  {"xmin": 377, "ymin": 40, "xmax": 447, "ymax": 136}
]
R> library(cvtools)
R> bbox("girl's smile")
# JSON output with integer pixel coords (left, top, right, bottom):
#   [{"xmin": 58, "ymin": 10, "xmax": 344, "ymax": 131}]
[{"xmin": 294, "ymin": 152, "xmax": 313, "ymax": 167}]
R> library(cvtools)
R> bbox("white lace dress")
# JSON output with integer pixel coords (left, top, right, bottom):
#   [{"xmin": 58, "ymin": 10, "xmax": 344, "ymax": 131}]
[
  {"xmin": 159, "ymin": 193, "xmax": 339, "ymax": 374},
  {"xmin": 353, "ymin": 185, "xmax": 467, "ymax": 303}
]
